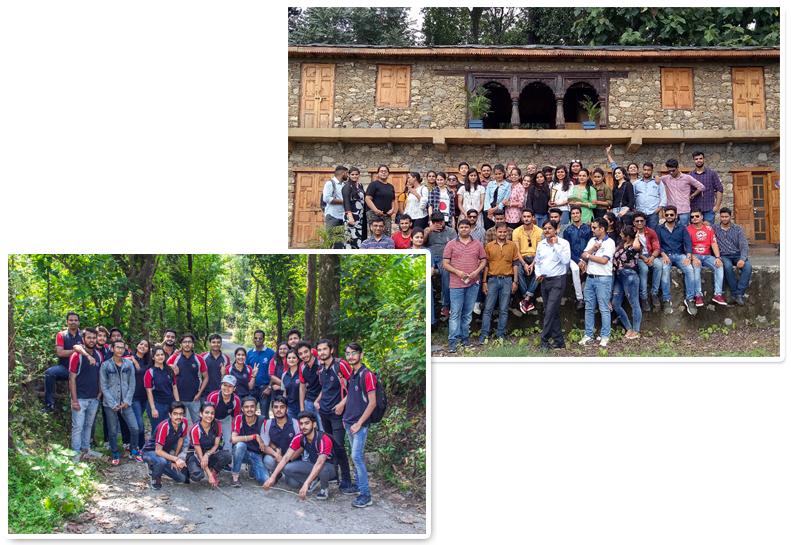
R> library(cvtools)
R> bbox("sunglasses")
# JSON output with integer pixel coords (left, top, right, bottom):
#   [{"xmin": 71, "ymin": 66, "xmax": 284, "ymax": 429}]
[
  {"xmin": 664, "ymin": 213, "xmax": 676, "ymax": 218},
  {"xmin": 667, "ymin": 169, "xmax": 677, "ymax": 173},
  {"xmin": 633, "ymin": 219, "xmax": 645, "ymax": 223},
  {"xmin": 690, "ymin": 214, "xmax": 702, "ymax": 219},
  {"xmin": 448, "ymin": 177, "xmax": 457, "ymax": 181}
]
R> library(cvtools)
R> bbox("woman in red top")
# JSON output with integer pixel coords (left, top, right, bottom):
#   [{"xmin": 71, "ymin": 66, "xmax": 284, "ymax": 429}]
[{"xmin": 186, "ymin": 402, "xmax": 231, "ymax": 487}]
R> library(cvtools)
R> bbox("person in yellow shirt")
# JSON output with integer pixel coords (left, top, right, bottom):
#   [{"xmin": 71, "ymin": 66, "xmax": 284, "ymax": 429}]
[{"xmin": 512, "ymin": 209, "xmax": 543, "ymax": 313}]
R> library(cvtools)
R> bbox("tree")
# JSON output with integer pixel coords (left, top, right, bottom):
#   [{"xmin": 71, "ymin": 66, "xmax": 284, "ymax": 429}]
[
  {"xmin": 250, "ymin": 255, "xmax": 298, "ymax": 343},
  {"xmin": 112, "ymin": 254, "xmax": 158, "ymax": 342},
  {"xmin": 304, "ymin": 254, "xmax": 318, "ymax": 343},
  {"xmin": 289, "ymin": 7, "xmax": 416, "ymax": 46},
  {"xmin": 420, "ymin": 7, "xmax": 471, "ymax": 45},
  {"xmin": 316, "ymin": 255, "xmax": 340, "ymax": 349}
]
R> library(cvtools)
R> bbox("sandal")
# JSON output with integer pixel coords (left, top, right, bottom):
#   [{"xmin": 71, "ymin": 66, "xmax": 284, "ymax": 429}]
[{"xmin": 231, "ymin": 475, "xmax": 241, "ymax": 488}]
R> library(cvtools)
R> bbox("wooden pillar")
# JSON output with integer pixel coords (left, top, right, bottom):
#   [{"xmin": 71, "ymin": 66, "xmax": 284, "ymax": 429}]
[
  {"xmin": 555, "ymin": 94, "xmax": 565, "ymax": 129},
  {"xmin": 510, "ymin": 95, "xmax": 520, "ymax": 127}
]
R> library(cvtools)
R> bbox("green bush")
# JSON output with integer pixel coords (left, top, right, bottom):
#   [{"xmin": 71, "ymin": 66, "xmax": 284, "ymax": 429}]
[{"xmin": 367, "ymin": 403, "xmax": 426, "ymax": 493}]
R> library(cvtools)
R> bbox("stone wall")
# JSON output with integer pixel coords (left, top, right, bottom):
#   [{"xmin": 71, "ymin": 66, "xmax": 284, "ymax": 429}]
[
  {"xmin": 288, "ymin": 57, "xmax": 779, "ymax": 130},
  {"xmin": 287, "ymin": 140, "xmax": 779, "ymax": 227}
]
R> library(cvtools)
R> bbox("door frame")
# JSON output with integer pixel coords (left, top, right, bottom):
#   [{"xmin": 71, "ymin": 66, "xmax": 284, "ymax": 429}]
[{"xmin": 291, "ymin": 167, "xmax": 336, "ymax": 248}]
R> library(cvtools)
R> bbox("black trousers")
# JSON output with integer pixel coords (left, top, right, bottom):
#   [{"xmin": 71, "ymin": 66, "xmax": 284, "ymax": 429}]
[
  {"xmin": 320, "ymin": 412, "xmax": 352, "ymax": 483},
  {"xmin": 187, "ymin": 450, "xmax": 232, "ymax": 482},
  {"xmin": 541, "ymin": 275, "xmax": 567, "ymax": 347}
]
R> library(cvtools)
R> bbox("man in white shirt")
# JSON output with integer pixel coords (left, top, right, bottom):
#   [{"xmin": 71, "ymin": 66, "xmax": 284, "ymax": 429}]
[
  {"xmin": 534, "ymin": 219, "xmax": 571, "ymax": 352},
  {"xmin": 323, "ymin": 166, "xmax": 348, "ymax": 249},
  {"xmin": 579, "ymin": 218, "xmax": 616, "ymax": 347}
]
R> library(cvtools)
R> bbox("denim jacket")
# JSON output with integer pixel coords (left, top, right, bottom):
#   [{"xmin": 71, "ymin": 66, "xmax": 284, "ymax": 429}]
[{"xmin": 101, "ymin": 357, "xmax": 136, "ymax": 408}]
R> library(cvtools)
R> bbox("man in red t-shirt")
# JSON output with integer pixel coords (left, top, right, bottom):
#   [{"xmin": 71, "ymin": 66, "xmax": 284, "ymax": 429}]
[
  {"xmin": 392, "ymin": 215, "xmax": 413, "ymax": 249},
  {"xmin": 686, "ymin": 208, "xmax": 726, "ymax": 307}
]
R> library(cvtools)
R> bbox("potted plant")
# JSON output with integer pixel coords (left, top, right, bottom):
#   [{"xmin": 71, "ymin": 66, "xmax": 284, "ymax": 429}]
[
  {"xmin": 459, "ymin": 86, "xmax": 491, "ymax": 129},
  {"xmin": 579, "ymin": 95, "xmax": 602, "ymax": 129}
]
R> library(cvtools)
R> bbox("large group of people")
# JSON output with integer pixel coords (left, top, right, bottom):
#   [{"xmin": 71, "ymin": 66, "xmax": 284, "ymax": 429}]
[
  {"xmin": 41, "ymin": 314, "xmax": 379, "ymax": 508},
  {"xmin": 321, "ymin": 149, "xmax": 755, "ymax": 352}
]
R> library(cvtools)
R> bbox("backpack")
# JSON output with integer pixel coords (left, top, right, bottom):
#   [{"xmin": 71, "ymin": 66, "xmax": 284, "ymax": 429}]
[
  {"xmin": 361, "ymin": 368, "xmax": 387, "ymax": 424},
  {"xmin": 320, "ymin": 179, "xmax": 337, "ymax": 212}
]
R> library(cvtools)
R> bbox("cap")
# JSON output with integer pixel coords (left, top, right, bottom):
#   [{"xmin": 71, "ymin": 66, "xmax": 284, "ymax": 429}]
[{"xmin": 221, "ymin": 375, "xmax": 237, "ymax": 386}]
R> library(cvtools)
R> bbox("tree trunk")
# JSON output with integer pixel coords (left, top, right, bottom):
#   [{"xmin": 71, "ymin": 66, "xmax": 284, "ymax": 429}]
[
  {"xmin": 127, "ymin": 254, "xmax": 157, "ymax": 341},
  {"xmin": 204, "ymin": 279, "xmax": 210, "ymax": 345},
  {"xmin": 276, "ymin": 300, "xmax": 283, "ymax": 345},
  {"xmin": 317, "ymin": 255, "xmax": 340, "ymax": 349},
  {"xmin": 305, "ymin": 254, "xmax": 318, "ymax": 344},
  {"xmin": 469, "ymin": 7, "xmax": 484, "ymax": 44},
  {"xmin": 254, "ymin": 280, "xmax": 260, "ymax": 314},
  {"xmin": 186, "ymin": 254, "xmax": 194, "ymax": 333}
]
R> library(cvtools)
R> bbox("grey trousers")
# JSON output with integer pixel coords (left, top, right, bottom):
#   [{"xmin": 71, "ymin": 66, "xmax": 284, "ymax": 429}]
[{"xmin": 282, "ymin": 459, "xmax": 337, "ymax": 490}]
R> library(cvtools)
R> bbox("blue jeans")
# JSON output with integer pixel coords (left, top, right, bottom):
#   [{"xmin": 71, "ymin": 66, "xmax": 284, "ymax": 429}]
[
  {"xmin": 702, "ymin": 210, "xmax": 715, "ymax": 225},
  {"xmin": 345, "ymin": 422, "xmax": 370, "ymax": 496},
  {"xmin": 252, "ymin": 385, "xmax": 272, "ymax": 420},
  {"xmin": 560, "ymin": 210, "xmax": 570, "ymax": 225},
  {"xmin": 183, "ymin": 401, "xmax": 201, "ymax": 431},
  {"xmin": 534, "ymin": 214, "xmax": 548, "ymax": 230},
  {"xmin": 637, "ymin": 256, "xmax": 663, "ymax": 299},
  {"xmin": 693, "ymin": 254, "xmax": 724, "ymax": 296},
  {"xmin": 264, "ymin": 455, "xmax": 301, "ymax": 488},
  {"xmin": 71, "ymin": 398, "xmax": 101, "ymax": 453},
  {"xmin": 302, "ymin": 401, "xmax": 324, "ymax": 432},
  {"xmin": 432, "ymin": 255, "xmax": 450, "ymax": 307},
  {"xmin": 677, "ymin": 213, "xmax": 690, "ymax": 228},
  {"xmin": 662, "ymin": 254, "xmax": 696, "ymax": 301},
  {"xmin": 131, "ymin": 400, "xmax": 147, "ymax": 450},
  {"xmin": 105, "ymin": 405, "xmax": 139, "ymax": 455},
  {"xmin": 231, "ymin": 442, "xmax": 267, "ymax": 483},
  {"xmin": 612, "ymin": 206, "xmax": 630, "ymax": 216},
  {"xmin": 448, "ymin": 283, "xmax": 479, "ymax": 344},
  {"xmin": 480, "ymin": 276, "xmax": 511, "ymax": 339},
  {"xmin": 44, "ymin": 364, "xmax": 70, "ymax": 406},
  {"xmin": 612, "ymin": 269, "xmax": 642, "ymax": 332},
  {"xmin": 720, "ymin": 255, "xmax": 752, "ymax": 296},
  {"xmin": 147, "ymin": 402, "xmax": 171, "ymax": 440},
  {"xmin": 287, "ymin": 406, "xmax": 300, "ymax": 422},
  {"xmin": 517, "ymin": 257, "xmax": 539, "ymax": 298},
  {"xmin": 142, "ymin": 450, "xmax": 187, "ymax": 482},
  {"xmin": 584, "ymin": 275, "xmax": 612, "ymax": 339}
]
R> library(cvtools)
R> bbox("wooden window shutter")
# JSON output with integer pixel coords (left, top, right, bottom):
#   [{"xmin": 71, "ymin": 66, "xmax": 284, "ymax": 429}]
[
  {"xmin": 377, "ymin": 65, "xmax": 410, "ymax": 107},
  {"xmin": 661, "ymin": 68, "xmax": 693, "ymax": 109}
]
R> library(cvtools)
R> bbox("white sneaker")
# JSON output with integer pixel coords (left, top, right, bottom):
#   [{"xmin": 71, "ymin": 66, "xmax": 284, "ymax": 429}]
[
  {"xmin": 579, "ymin": 335, "xmax": 594, "ymax": 346},
  {"xmin": 599, "ymin": 337, "xmax": 609, "ymax": 347},
  {"xmin": 473, "ymin": 302, "xmax": 482, "ymax": 315}
]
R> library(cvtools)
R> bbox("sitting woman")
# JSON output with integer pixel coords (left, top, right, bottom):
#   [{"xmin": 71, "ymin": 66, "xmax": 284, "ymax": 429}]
[{"xmin": 186, "ymin": 402, "xmax": 232, "ymax": 487}]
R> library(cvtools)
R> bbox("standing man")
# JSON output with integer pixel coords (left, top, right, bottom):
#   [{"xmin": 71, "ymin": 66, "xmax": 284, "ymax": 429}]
[
  {"xmin": 160, "ymin": 330, "xmax": 178, "ymax": 358},
  {"xmin": 167, "ymin": 333, "xmax": 209, "ymax": 428},
  {"xmin": 261, "ymin": 395, "xmax": 301, "ymax": 486},
  {"xmin": 483, "ymin": 164, "xmax": 512, "ymax": 230},
  {"xmin": 297, "ymin": 341, "xmax": 324, "ymax": 431},
  {"xmin": 632, "ymin": 211, "xmax": 664, "ymax": 312},
  {"xmin": 200, "ymin": 334, "xmax": 230, "ymax": 404},
  {"xmin": 360, "ymin": 217, "xmax": 395, "ymax": 249},
  {"xmin": 687, "ymin": 208, "xmax": 727, "ymax": 307},
  {"xmin": 657, "ymin": 205, "xmax": 697, "ymax": 315},
  {"xmin": 392, "ymin": 214, "xmax": 413, "ymax": 249},
  {"xmin": 513, "ymin": 209, "xmax": 543, "ymax": 314},
  {"xmin": 285, "ymin": 329, "xmax": 302, "ymax": 349},
  {"xmin": 323, "ymin": 165, "xmax": 348, "ymax": 249},
  {"xmin": 479, "ymin": 223, "xmax": 519, "ymax": 344},
  {"xmin": 42, "ymin": 311, "xmax": 82, "ymax": 414},
  {"xmin": 100, "ymin": 340, "xmax": 140, "ymax": 465},
  {"xmin": 479, "ymin": 163, "xmax": 492, "ymax": 187},
  {"xmin": 68, "ymin": 327, "xmax": 102, "ymax": 462},
  {"xmin": 689, "ymin": 151, "xmax": 723, "ymax": 225},
  {"xmin": 425, "ymin": 211, "xmax": 457, "ymax": 317},
  {"xmin": 483, "ymin": 209, "xmax": 513, "ymax": 244},
  {"xmin": 314, "ymin": 339, "xmax": 356, "ymax": 495},
  {"xmin": 633, "ymin": 162, "xmax": 666, "ymax": 231},
  {"xmin": 534, "ymin": 219, "xmax": 571, "ymax": 352},
  {"xmin": 442, "ymin": 219, "xmax": 487, "ymax": 353},
  {"xmin": 247, "ymin": 329, "xmax": 275, "ymax": 419},
  {"xmin": 563, "ymin": 206, "xmax": 593, "ymax": 310},
  {"xmin": 714, "ymin": 207, "xmax": 752, "ymax": 306},
  {"xmin": 342, "ymin": 343, "xmax": 378, "ymax": 508},
  {"xmin": 578, "ymin": 218, "xmax": 616, "ymax": 347},
  {"xmin": 660, "ymin": 158, "xmax": 705, "ymax": 227}
]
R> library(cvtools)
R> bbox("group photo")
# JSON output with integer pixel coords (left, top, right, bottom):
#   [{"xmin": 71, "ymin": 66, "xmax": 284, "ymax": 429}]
[{"xmin": 8, "ymin": 253, "xmax": 428, "ymax": 535}]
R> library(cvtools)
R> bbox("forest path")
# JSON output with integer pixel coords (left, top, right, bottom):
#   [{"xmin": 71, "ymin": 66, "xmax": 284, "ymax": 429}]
[{"xmin": 63, "ymin": 331, "xmax": 426, "ymax": 535}]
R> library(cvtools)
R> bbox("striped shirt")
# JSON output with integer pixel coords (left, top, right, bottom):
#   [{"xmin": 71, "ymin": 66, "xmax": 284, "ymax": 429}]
[
  {"xmin": 713, "ymin": 222, "xmax": 749, "ymax": 261},
  {"xmin": 689, "ymin": 168, "xmax": 724, "ymax": 212},
  {"xmin": 360, "ymin": 236, "xmax": 395, "ymax": 250},
  {"xmin": 442, "ymin": 237, "xmax": 486, "ymax": 289}
]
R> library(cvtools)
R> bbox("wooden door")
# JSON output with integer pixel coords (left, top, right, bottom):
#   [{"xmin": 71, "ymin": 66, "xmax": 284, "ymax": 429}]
[
  {"xmin": 732, "ymin": 67, "xmax": 766, "ymax": 130},
  {"xmin": 732, "ymin": 172, "xmax": 755, "ymax": 242},
  {"xmin": 291, "ymin": 169, "xmax": 334, "ymax": 247},
  {"xmin": 367, "ymin": 168, "xmax": 409, "ymax": 195},
  {"xmin": 299, "ymin": 64, "xmax": 335, "ymax": 128},
  {"xmin": 767, "ymin": 172, "xmax": 780, "ymax": 244}
]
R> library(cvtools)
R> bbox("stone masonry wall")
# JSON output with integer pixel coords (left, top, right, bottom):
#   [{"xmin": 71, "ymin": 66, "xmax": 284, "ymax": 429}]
[
  {"xmin": 288, "ymin": 57, "xmax": 779, "ymax": 130},
  {"xmin": 287, "ymin": 140, "xmax": 779, "ymax": 231}
]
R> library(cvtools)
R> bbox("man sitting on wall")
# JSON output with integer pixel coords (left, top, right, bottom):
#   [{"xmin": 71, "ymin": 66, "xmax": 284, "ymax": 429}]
[{"xmin": 713, "ymin": 207, "xmax": 752, "ymax": 306}]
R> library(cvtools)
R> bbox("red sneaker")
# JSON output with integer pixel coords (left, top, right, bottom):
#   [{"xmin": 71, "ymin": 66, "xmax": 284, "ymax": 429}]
[
  {"xmin": 441, "ymin": 306, "xmax": 450, "ymax": 316},
  {"xmin": 695, "ymin": 295, "xmax": 704, "ymax": 307},
  {"xmin": 711, "ymin": 295, "xmax": 727, "ymax": 306}
]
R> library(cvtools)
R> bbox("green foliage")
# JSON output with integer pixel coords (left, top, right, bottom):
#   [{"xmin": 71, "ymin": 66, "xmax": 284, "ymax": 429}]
[
  {"xmin": 306, "ymin": 225, "xmax": 348, "ymax": 249},
  {"xmin": 459, "ymin": 86, "xmax": 492, "ymax": 120},
  {"xmin": 420, "ymin": 7, "xmax": 472, "ymax": 45},
  {"xmin": 8, "ymin": 445, "xmax": 99, "ymax": 534},
  {"xmin": 367, "ymin": 403, "xmax": 426, "ymax": 492},
  {"xmin": 579, "ymin": 95, "xmax": 602, "ymax": 121},
  {"xmin": 289, "ymin": 7, "xmax": 416, "ymax": 46}
]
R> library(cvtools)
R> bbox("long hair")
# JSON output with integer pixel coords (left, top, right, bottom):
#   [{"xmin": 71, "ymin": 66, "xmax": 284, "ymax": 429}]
[
  {"xmin": 136, "ymin": 338, "xmax": 153, "ymax": 368},
  {"xmin": 464, "ymin": 168, "xmax": 480, "ymax": 193},
  {"xmin": 273, "ymin": 342, "xmax": 289, "ymax": 367},
  {"xmin": 578, "ymin": 168, "xmax": 595, "ymax": 200},
  {"xmin": 553, "ymin": 165, "xmax": 572, "ymax": 192},
  {"xmin": 150, "ymin": 346, "xmax": 174, "ymax": 380},
  {"xmin": 199, "ymin": 402, "xmax": 220, "ymax": 436}
]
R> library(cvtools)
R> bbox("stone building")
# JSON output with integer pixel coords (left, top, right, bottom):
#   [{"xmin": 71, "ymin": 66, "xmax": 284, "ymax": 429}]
[{"xmin": 287, "ymin": 44, "xmax": 780, "ymax": 248}]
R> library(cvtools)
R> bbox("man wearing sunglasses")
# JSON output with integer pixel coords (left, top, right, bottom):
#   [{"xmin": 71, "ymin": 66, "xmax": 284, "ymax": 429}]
[
  {"xmin": 660, "ymin": 158, "xmax": 705, "ymax": 228},
  {"xmin": 687, "ymin": 208, "xmax": 727, "ymax": 307},
  {"xmin": 632, "ymin": 211, "xmax": 663, "ymax": 312},
  {"xmin": 657, "ymin": 205, "xmax": 697, "ymax": 315}
]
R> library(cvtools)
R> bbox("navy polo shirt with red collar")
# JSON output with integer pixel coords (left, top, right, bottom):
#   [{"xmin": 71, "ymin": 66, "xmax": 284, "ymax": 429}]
[
  {"xmin": 290, "ymin": 430, "xmax": 335, "ymax": 464},
  {"xmin": 56, "ymin": 329, "xmax": 83, "ymax": 366},
  {"xmin": 268, "ymin": 359, "xmax": 285, "ymax": 383},
  {"xmin": 206, "ymin": 390, "xmax": 241, "ymax": 421},
  {"xmin": 200, "ymin": 351, "xmax": 230, "ymax": 395},
  {"xmin": 299, "ymin": 358, "xmax": 322, "ymax": 403},
  {"xmin": 167, "ymin": 351, "xmax": 207, "ymax": 400},
  {"xmin": 233, "ymin": 414, "xmax": 267, "ymax": 454},
  {"xmin": 68, "ymin": 348, "xmax": 103, "ymax": 399},
  {"xmin": 262, "ymin": 417, "xmax": 300, "ymax": 453},
  {"xmin": 281, "ymin": 369, "xmax": 301, "ymax": 409},
  {"xmin": 343, "ymin": 363, "xmax": 378, "ymax": 427},
  {"xmin": 317, "ymin": 358, "xmax": 351, "ymax": 415},
  {"xmin": 131, "ymin": 355, "xmax": 149, "ymax": 404},
  {"xmin": 144, "ymin": 365, "xmax": 177, "ymax": 404},
  {"xmin": 225, "ymin": 363, "xmax": 253, "ymax": 397},
  {"xmin": 141, "ymin": 418, "xmax": 187, "ymax": 454},
  {"xmin": 188, "ymin": 421, "xmax": 222, "ymax": 453}
]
